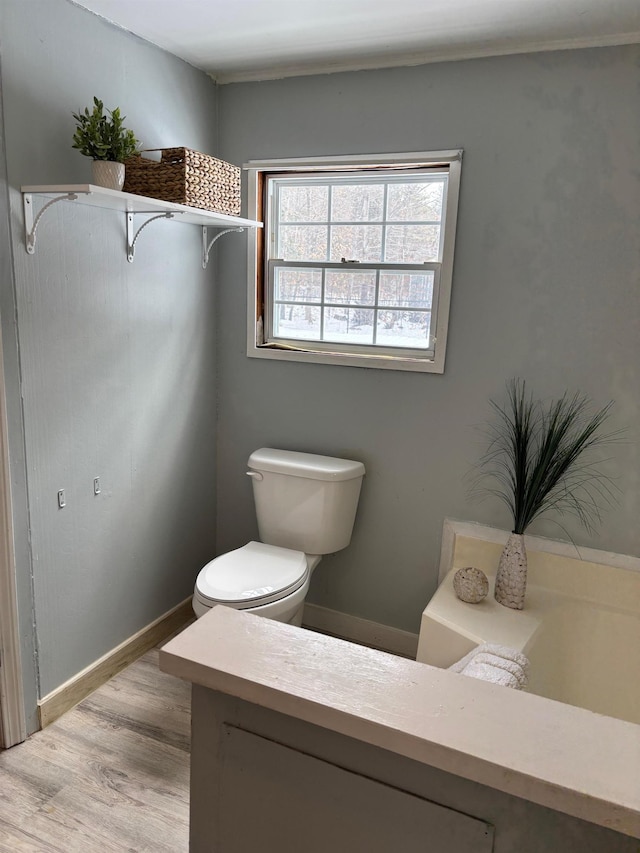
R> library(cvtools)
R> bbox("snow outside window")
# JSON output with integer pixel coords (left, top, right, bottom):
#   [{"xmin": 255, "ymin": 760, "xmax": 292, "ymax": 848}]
[{"xmin": 245, "ymin": 151, "xmax": 462, "ymax": 373}]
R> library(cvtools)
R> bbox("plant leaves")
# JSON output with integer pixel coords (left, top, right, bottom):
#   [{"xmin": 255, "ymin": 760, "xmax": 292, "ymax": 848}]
[
  {"xmin": 470, "ymin": 379, "xmax": 619, "ymax": 535},
  {"xmin": 71, "ymin": 97, "xmax": 139, "ymax": 161}
]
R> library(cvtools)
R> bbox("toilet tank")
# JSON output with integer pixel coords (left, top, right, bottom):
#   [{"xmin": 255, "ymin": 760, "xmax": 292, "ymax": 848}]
[{"xmin": 247, "ymin": 448, "xmax": 365, "ymax": 555}]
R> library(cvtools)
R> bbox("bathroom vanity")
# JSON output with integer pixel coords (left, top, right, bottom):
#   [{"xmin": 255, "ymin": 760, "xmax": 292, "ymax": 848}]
[{"xmin": 160, "ymin": 605, "xmax": 639, "ymax": 853}]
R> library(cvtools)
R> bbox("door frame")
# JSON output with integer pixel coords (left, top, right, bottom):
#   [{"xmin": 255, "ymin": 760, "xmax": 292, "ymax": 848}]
[{"xmin": 0, "ymin": 335, "xmax": 26, "ymax": 747}]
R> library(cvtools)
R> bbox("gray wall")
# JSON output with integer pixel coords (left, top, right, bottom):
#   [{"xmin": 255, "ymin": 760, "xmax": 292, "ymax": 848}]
[
  {"xmin": 0, "ymin": 0, "xmax": 220, "ymax": 701},
  {"xmin": 216, "ymin": 48, "xmax": 640, "ymax": 633}
]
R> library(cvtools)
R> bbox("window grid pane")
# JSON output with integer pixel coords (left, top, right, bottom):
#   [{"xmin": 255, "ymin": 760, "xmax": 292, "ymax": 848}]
[
  {"xmin": 331, "ymin": 183, "xmax": 384, "ymax": 222},
  {"xmin": 271, "ymin": 263, "xmax": 436, "ymax": 351},
  {"xmin": 276, "ymin": 175, "xmax": 448, "ymax": 265},
  {"xmin": 279, "ymin": 184, "xmax": 329, "ymax": 222},
  {"xmin": 386, "ymin": 181, "xmax": 444, "ymax": 222},
  {"xmin": 376, "ymin": 310, "xmax": 431, "ymax": 348}
]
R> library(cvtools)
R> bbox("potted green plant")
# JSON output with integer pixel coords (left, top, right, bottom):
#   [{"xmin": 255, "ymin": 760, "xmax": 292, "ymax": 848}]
[
  {"xmin": 473, "ymin": 379, "xmax": 616, "ymax": 610},
  {"xmin": 72, "ymin": 97, "xmax": 139, "ymax": 191}
]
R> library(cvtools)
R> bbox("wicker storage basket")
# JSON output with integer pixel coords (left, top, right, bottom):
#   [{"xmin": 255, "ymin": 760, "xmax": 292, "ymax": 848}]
[{"xmin": 123, "ymin": 148, "xmax": 241, "ymax": 215}]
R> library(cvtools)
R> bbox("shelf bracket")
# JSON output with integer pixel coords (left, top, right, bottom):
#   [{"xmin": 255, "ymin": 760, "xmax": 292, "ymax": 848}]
[
  {"xmin": 127, "ymin": 212, "xmax": 176, "ymax": 262},
  {"xmin": 23, "ymin": 192, "xmax": 79, "ymax": 255},
  {"xmin": 202, "ymin": 226, "xmax": 245, "ymax": 269}
]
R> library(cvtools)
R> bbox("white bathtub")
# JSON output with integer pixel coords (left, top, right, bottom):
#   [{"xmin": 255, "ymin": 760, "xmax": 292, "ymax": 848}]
[
  {"xmin": 525, "ymin": 599, "xmax": 640, "ymax": 723},
  {"xmin": 417, "ymin": 521, "xmax": 640, "ymax": 725}
]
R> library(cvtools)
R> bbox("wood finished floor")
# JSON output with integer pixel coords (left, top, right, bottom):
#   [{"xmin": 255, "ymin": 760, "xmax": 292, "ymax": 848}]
[{"xmin": 0, "ymin": 648, "xmax": 190, "ymax": 852}]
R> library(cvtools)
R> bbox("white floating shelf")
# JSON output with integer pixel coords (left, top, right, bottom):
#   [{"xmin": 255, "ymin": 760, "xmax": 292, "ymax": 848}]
[{"xmin": 21, "ymin": 184, "xmax": 262, "ymax": 265}]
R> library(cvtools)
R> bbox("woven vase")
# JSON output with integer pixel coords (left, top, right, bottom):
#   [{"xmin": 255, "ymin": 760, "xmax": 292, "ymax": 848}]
[{"xmin": 494, "ymin": 532, "xmax": 527, "ymax": 610}]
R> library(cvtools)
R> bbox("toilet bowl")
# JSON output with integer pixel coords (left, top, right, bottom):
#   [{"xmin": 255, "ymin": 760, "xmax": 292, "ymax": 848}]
[
  {"xmin": 193, "ymin": 541, "xmax": 320, "ymax": 625},
  {"xmin": 193, "ymin": 448, "xmax": 365, "ymax": 625}
]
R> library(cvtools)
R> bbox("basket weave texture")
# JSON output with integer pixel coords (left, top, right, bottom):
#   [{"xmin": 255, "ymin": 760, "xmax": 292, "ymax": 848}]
[{"xmin": 123, "ymin": 148, "xmax": 241, "ymax": 215}]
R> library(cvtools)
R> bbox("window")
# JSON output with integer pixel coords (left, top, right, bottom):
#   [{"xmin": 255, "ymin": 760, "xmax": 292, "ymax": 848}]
[{"xmin": 245, "ymin": 151, "xmax": 462, "ymax": 373}]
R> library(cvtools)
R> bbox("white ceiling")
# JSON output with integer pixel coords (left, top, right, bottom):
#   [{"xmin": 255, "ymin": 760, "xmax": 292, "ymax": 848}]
[{"xmin": 74, "ymin": 0, "xmax": 640, "ymax": 84}]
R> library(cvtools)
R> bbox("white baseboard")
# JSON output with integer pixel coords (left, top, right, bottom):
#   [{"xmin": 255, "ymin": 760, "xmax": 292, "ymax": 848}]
[
  {"xmin": 38, "ymin": 597, "xmax": 194, "ymax": 728},
  {"xmin": 302, "ymin": 603, "xmax": 418, "ymax": 659}
]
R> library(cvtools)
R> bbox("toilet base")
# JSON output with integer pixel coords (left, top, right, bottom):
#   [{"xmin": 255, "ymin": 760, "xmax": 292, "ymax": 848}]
[
  {"xmin": 289, "ymin": 603, "xmax": 304, "ymax": 627},
  {"xmin": 192, "ymin": 596, "xmax": 305, "ymax": 626}
]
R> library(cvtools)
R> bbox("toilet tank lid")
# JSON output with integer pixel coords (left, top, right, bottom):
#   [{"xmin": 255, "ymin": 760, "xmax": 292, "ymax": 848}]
[{"xmin": 248, "ymin": 448, "xmax": 365, "ymax": 481}]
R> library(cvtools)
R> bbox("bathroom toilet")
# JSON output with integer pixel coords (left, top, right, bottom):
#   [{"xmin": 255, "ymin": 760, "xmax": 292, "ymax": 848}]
[{"xmin": 193, "ymin": 448, "xmax": 365, "ymax": 626}]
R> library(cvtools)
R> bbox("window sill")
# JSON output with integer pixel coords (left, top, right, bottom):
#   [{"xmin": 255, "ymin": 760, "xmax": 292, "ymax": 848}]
[{"xmin": 248, "ymin": 342, "xmax": 445, "ymax": 373}]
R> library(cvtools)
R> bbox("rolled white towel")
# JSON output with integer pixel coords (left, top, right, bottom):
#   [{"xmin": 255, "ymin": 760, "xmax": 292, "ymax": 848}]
[
  {"xmin": 472, "ymin": 652, "xmax": 528, "ymax": 689},
  {"xmin": 449, "ymin": 642, "xmax": 528, "ymax": 672},
  {"xmin": 480, "ymin": 643, "xmax": 529, "ymax": 674},
  {"xmin": 459, "ymin": 660, "xmax": 520, "ymax": 689},
  {"xmin": 448, "ymin": 642, "xmax": 530, "ymax": 690}
]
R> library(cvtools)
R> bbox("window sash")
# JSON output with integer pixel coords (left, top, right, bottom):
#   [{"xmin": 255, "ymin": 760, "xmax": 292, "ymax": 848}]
[
  {"xmin": 266, "ymin": 260, "xmax": 441, "ymax": 359},
  {"xmin": 269, "ymin": 170, "xmax": 449, "ymax": 266}
]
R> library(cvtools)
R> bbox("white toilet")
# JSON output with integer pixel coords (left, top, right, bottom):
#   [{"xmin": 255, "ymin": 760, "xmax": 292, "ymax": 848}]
[{"xmin": 193, "ymin": 448, "xmax": 365, "ymax": 626}]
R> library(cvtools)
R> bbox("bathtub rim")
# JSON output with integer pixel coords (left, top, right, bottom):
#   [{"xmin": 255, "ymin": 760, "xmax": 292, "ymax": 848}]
[{"xmin": 438, "ymin": 518, "xmax": 640, "ymax": 585}]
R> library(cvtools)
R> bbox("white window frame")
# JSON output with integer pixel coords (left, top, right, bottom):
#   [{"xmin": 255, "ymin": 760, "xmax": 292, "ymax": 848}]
[{"xmin": 245, "ymin": 150, "xmax": 462, "ymax": 373}]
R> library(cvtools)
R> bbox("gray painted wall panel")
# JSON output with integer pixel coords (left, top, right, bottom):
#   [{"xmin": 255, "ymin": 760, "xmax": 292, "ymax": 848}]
[
  {"xmin": 0, "ymin": 0, "xmax": 219, "ymax": 697},
  {"xmin": 216, "ymin": 48, "xmax": 640, "ymax": 632}
]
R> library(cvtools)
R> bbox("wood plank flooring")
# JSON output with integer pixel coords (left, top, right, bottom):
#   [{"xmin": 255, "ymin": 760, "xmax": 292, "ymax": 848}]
[{"xmin": 0, "ymin": 648, "xmax": 190, "ymax": 852}]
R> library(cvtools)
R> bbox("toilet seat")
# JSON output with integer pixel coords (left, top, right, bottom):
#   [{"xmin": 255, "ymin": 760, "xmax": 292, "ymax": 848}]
[{"xmin": 195, "ymin": 541, "xmax": 309, "ymax": 609}]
